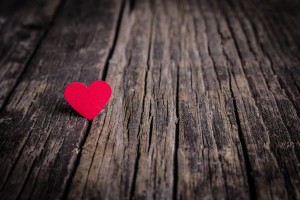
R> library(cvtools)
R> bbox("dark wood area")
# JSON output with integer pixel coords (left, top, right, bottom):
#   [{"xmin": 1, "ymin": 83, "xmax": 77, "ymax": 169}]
[{"xmin": 0, "ymin": 0, "xmax": 300, "ymax": 199}]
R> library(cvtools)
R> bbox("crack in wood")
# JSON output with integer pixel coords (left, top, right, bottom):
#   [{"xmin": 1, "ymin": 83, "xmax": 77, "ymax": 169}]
[
  {"xmin": 173, "ymin": 64, "xmax": 180, "ymax": 200},
  {"xmin": 228, "ymin": 69, "xmax": 257, "ymax": 200},
  {"xmin": 101, "ymin": 0, "xmax": 126, "ymax": 81}
]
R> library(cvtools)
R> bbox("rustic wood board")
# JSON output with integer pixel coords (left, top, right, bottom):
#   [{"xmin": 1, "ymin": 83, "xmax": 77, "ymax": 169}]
[
  {"xmin": 0, "ymin": 0, "xmax": 63, "ymax": 109},
  {"xmin": 0, "ymin": 0, "xmax": 299, "ymax": 199},
  {"xmin": 0, "ymin": 0, "xmax": 123, "ymax": 199}
]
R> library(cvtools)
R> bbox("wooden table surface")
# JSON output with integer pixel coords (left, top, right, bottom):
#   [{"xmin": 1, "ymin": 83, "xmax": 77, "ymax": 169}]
[{"xmin": 0, "ymin": 0, "xmax": 300, "ymax": 199}]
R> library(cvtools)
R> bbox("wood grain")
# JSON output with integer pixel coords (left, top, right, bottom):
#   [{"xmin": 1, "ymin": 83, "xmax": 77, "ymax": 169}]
[
  {"xmin": 68, "ymin": 1, "xmax": 178, "ymax": 199},
  {"xmin": 0, "ymin": 0, "xmax": 123, "ymax": 199},
  {"xmin": 0, "ymin": 0, "xmax": 299, "ymax": 199},
  {"xmin": 0, "ymin": 0, "xmax": 63, "ymax": 109}
]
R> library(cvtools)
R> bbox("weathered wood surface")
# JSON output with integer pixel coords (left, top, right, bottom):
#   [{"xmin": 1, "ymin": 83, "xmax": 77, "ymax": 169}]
[
  {"xmin": 0, "ymin": 0, "xmax": 63, "ymax": 109},
  {"xmin": 0, "ymin": 0, "xmax": 123, "ymax": 199},
  {"xmin": 0, "ymin": 0, "xmax": 299, "ymax": 199}
]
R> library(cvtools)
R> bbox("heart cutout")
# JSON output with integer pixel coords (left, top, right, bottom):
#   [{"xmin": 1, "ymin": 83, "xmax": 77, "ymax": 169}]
[{"xmin": 64, "ymin": 80, "xmax": 112, "ymax": 120}]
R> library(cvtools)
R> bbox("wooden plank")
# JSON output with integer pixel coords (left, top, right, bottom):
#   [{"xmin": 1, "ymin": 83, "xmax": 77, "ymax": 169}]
[
  {"xmin": 0, "ymin": 0, "xmax": 63, "ymax": 109},
  {"xmin": 68, "ymin": 0, "xmax": 177, "ymax": 199},
  {"xmin": 216, "ymin": 0, "xmax": 300, "ymax": 199},
  {"xmin": 0, "ymin": 0, "xmax": 123, "ymax": 199},
  {"xmin": 176, "ymin": 0, "xmax": 250, "ymax": 199}
]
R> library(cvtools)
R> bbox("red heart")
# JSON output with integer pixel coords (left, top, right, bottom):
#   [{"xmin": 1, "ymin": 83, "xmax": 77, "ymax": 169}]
[{"xmin": 64, "ymin": 80, "xmax": 112, "ymax": 120}]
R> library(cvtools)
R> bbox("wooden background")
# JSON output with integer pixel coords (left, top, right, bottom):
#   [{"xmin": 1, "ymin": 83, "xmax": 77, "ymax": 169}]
[{"xmin": 0, "ymin": 0, "xmax": 300, "ymax": 199}]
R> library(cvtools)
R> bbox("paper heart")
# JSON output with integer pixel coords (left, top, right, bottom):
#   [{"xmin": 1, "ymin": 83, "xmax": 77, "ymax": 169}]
[{"xmin": 64, "ymin": 80, "xmax": 112, "ymax": 120}]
